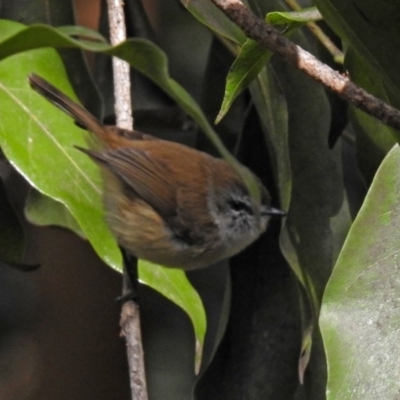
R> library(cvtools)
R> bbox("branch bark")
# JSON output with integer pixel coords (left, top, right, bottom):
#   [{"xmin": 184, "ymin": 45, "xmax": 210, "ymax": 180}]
[
  {"xmin": 211, "ymin": 0, "xmax": 400, "ymax": 133},
  {"xmin": 106, "ymin": 1, "xmax": 148, "ymax": 399},
  {"xmin": 107, "ymin": 0, "xmax": 133, "ymax": 130}
]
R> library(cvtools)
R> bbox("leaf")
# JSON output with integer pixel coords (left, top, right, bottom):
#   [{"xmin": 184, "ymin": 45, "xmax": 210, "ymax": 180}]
[
  {"xmin": 320, "ymin": 144, "xmax": 400, "ymax": 399},
  {"xmin": 248, "ymin": 66, "xmax": 291, "ymax": 211},
  {"xmin": 216, "ymin": 12, "xmax": 302, "ymax": 124},
  {"xmin": 139, "ymin": 260, "xmax": 206, "ymax": 373},
  {"xmin": 0, "ymin": 19, "xmax": 260, "ymax": 199},
  {"xmin": 0, "ymin": 19, "xmax": 264, "ymax": 271},
  {"xmin": 215, "ymin": 39, "xmax": 273, "ymax": 124},
  {"xmin": 180, "ymin": 0, "xmax": 246, "ymax": 44},
  {"xmin": 25, "ymin": 189, "xmax": 84, "ymax": 238},
  {"xmin": 0, "ymin": 46, "xmax": 122, "ymax": 270},
  {"xmin": 266, "ymin": 7, "xmax": 322, "ymax": 26},
  {"xmin": 274, "ymin": 38, "xmax": 351, "ymax": 301},
  {"xmin": 298, "ymin": 322, "xmax": 313, "ymax": 384},
  {"xmin": 313, "ymin": 0, "xmax": 400, "ymax": 100},
  {"xmin": 271, "ymin": 30, "xmax": 352, "ymax": 395},
  {"xmin": 0, "ymin": 21, "xmax": 208, "ymax": 357},
  {"xmin": 56, "ymin": 26, "xmax": 108, "ymax": 42},
  {"xmin": 345, "ymin": 48, "xmax": 397, "ymax": 184}
]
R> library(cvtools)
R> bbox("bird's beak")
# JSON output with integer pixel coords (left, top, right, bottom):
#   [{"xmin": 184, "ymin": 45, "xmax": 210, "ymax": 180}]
[{"xmin": 262, "ymin": 206, "xmax": 286, "ymax": 217}]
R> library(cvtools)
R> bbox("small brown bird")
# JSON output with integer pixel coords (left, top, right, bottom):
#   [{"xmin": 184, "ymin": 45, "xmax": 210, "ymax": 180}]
[{"xmin": 29, "ymin": 74, "xmax": 284, "ymax": 269}]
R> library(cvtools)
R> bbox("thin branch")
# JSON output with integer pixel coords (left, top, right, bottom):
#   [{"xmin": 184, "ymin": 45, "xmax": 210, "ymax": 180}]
[
  {"xmin": 211, "ymin": 0, "xmax": 400, "ymax": 133},
  {"xmin": 107, "ymin": 0, "xmax": 133, "ymax": 130},
  {"xmin": 120, "ymin": 295, "xmax": 147, "ymax": 399},
  {"xmin": 106, "ymin": 1, "xmax": 148, "ymax": 399},
  {"xmin": 284, "ymin": 0, "xmax": 344, "ymax": 64}
]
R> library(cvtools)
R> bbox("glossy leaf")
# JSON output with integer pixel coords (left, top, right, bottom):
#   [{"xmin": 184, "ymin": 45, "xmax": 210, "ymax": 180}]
[
  {"xmin": 0, "ymin": 20, "xmax": 209, "ymax": 354},
  {"xmin": 266, "ymin": 7, "xmax": 322, "ymax": 25},
  {"xmin": 25, "ymin": 189, "xmax": 84, "ymax": 238},
  {"xmin": 181, "ymin": 0, "xmax": 245, "ymax": 44},
  {"xmin": 56, "ymin": 25, "xmax": 108, "ymax": 42},
  {"xmin": 139, "ymin": 260, "xmax": 206, "ymax": 373},
  {"xmin": 313, "ymin": 0, "xmax": 400, "ymax": 100},
  {"xmin": 216, "ymin": 11, "xmax": 302, "ymax": 124},
  {"xmin": 274, "ymin": 34, "xmax": 351, "ymax": 301},
  {"xmin": 0, "ymin": 47, "xmax": 122, "ymax": 269},
  {"xmin": 0, "ymin": 20, "xmax": 230, "ymax": 157},
  {"xmin": 0, "ymin": 19, "xmax": 260, "ymax": 198},
  {"xmin": 0, "ymin": 19, "xmax": 251, "ymax": 272},
  {"xmin": 216, "ymin": 39, "xmax": 273, "ymax": 124},
  {"xmin": 249, "ymin": 66, "xmax": 291, "ymax": 212},
  {"xmin": 345, "ymin": 48, "xmax": 397, "ymax": 184},
  {"xmin": 271, "ymin": 30, "xmax": 351, "ymax": 396},
  {"xmin": 320, "ymin": 144, "xmax": 400, "ymax": 399}
]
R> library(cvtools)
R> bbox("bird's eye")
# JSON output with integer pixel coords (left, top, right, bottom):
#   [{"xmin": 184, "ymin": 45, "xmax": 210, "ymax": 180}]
[{"xmin": 229, "ymin": 199, "xmax": 248, "ymax": 212}]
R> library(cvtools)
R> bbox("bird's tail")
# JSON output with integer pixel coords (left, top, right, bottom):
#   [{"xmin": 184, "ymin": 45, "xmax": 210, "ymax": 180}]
[{"xmin": 29, "ymin": 74, "xmax": 108, "ymax": 141}]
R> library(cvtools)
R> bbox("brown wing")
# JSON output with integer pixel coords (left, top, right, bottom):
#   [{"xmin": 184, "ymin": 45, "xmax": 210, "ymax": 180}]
[{"xmin": 77, "ymin": 146, "xmax": 177, "ymax": 219}]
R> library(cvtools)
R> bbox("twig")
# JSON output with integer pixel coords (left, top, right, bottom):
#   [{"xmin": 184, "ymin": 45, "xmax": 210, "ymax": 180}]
[
  {"xmin": 107, "ymin": 0, "xmax": 134, "ymax": 130},
  {"xmin": 210, "ymin": 0, "xmax": 400, "ymax": 133},
  {"xmin": 120, "ymin": 293, "xmax": 147, "ymax": 399},
  {"xmin": 106, "ymin": 1, "xmax": 148, "ymax": 399},
  {"xmin": 284, "ymin": 0, "xmax": 344, "ymax": 64}
]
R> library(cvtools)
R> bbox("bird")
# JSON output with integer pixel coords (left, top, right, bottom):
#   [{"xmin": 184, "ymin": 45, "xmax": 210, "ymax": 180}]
[{"xmin": 29, "ymin": 74, "xmax": 284, "ymax": 270}]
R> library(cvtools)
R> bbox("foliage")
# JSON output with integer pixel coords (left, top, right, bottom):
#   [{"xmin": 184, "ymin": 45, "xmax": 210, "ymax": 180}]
[{"xmin": 0, "ymin": 0, "xmax": 399, "ymax": 399}]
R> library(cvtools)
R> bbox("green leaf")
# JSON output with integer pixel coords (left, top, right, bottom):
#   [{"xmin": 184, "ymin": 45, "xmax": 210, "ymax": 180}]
[
  {"xmin": 320, "ymin": 144, "xmax": 400, "ymax": 399},
  {"xmin": 274, "ymin": 39, "xmax": 351, "ymax": 302},
  {"xmin": 270, "ymin": 31, "xmax": 351, "ymax": 395},
  {"xmin": 0, "ymin": 19, "xmax": 265, "ymax": 271},
  {"xmin": 215, "ymin": 39, "xmax": 273, "ymax": 124},
  {"xmin": 248, "ymin": 66, "xmax": 291, "ymax": 212},
  {"xmin": 216, "ymin": 12, "xmax": 300, "ymax": 124},
  {"xmin": 0, "ymin": 19, "xmax": 261, "ymax": 197},
  {"xmin": 345, "ymin": 48, "xmax": 397, "ymax": 184},
  {"xmin": 0, "ymin": 46, "xmax": 122, "ymax": 270},
  {"xmin": 56, "ymin": 25, "xmax": 108, "ymax": 42},
  {"xmin": 25, "ymin": 189, "xmax": 84, "ymax": 238},
  {"xmin": 139, "ymin": 260, "xmax": 206, "ymax": 373},
  {"xmin": 0, "ymin": 21, "xmax": 216, "ymax": 359},
  {"xmin": 180, "ymin": 0, "xmax": 246, "ymax": 44},
  {"xmin": 313, "ymin": 0, "xmax": 400, "ymax": 100},
  {"xmin": 266, "ymin": 7, "xmax": 322, "ymax": 26}
]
